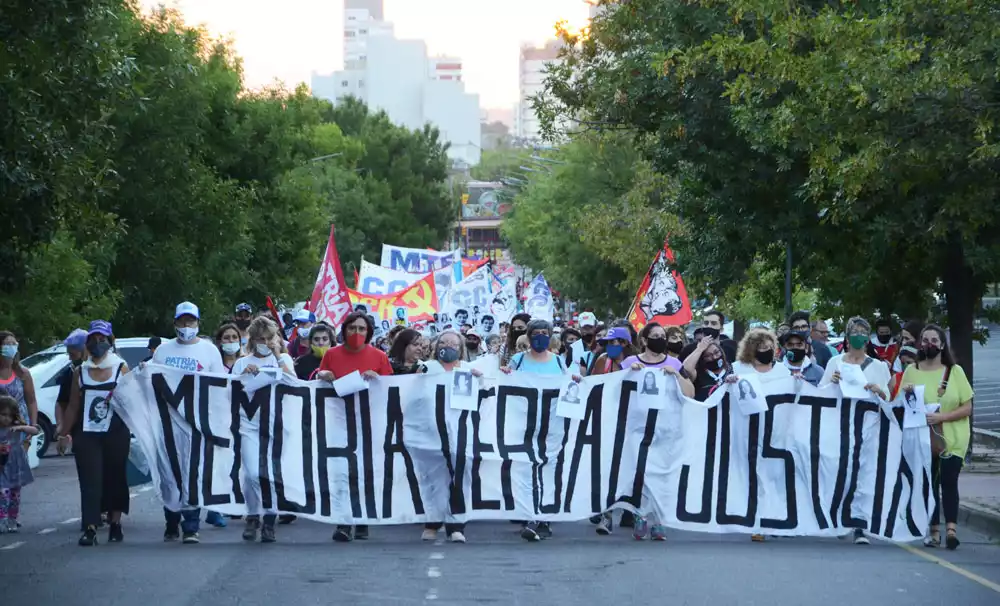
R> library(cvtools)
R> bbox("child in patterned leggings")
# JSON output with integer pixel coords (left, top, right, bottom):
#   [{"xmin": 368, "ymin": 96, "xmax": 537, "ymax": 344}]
[{"xmin": 0, "ymin": 395, "xmax": 38, "ymax": 533}]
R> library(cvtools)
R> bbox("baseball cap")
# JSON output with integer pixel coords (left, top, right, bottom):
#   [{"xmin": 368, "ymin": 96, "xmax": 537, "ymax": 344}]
[
  {"xmin": 599, "ymin": 326, "xmax": 632, "ymax": 344},
  {"xmin": 63, "ymin": 329, "xmax": 88, "ymax": 349},
  {"xmin": 87, "ymin": 320, "xmax": 113, "ymax": 338},
  {"xmin": 235, "ymin": 302, "xmax": 253, "ymax": 314},
  {"xmin": 294, "ymin": 309, "xmax": 316, "ymax": 324},
  {"xmin": 779, "ymin": 329, "xmax": 809, "ymax": 346},
  {"xmin": 175, "ymin": 301, "xmax": 200, "ymax": 320},
  {"xmin": 579, "ymin": 312, "xmax": 597, "ymax": 327},
  {"xmin": 466, "ymin": 328, "xmax": 482, "ymax": 339}
]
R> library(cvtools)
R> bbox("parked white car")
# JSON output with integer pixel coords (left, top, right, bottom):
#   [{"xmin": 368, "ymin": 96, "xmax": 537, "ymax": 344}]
[{"xmin": 20, "ymin": 338, "xmax": 156, "ymax": 458}]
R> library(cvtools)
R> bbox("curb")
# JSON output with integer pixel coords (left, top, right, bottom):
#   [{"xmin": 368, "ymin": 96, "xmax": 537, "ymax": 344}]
[{"xmin": 959, "ymin": 502, "xmax": 1000, "ymax": 541}]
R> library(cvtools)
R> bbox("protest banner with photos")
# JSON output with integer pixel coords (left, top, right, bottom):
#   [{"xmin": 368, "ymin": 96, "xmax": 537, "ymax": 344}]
[{"xmin": 113, "ymin": 364, "xmax": 931, "ymax": 541}]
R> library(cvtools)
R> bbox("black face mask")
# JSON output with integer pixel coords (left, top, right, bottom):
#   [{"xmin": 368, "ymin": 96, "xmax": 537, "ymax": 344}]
[
  {"xmin": 754, "ymin": 349, "xmax": 775, "ymax": 365},
  {"xmin": 922, "ymin": 345, "xmax": 941, "ymax": 360},
  {"xmin": 666, "ymin": 340, "xmax": 684, "ymax": 355},
  {"xmin": 785, "ymin": 348, "xmax": 807, "ymax": 364},
  {"xmin": 702, "ymin": 327, "xmax": 720, "ymax": 340},
  {"xmin": 512, "ymin": 328, "xmax": 526, "ymax": 338},
  {"xmin": 582, "ymin": 333, "xmax": 594, "ymax": 345},
  {"xmin": 645, "ymin": 337, "xmax": 668, "ymax": 354},
  {"xmin": 235, "ymin": 319, "xmax": 250, "ymax": 330}
]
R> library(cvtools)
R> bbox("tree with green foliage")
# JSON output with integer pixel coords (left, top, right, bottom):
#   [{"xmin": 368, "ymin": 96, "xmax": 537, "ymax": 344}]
[
  {"xmin": 0, "ymin": 2, "xmax": 457, "ymax": 351},
  {"xmin": 502, "ymin": 131, "xmax": 677, "ymax": 312}
]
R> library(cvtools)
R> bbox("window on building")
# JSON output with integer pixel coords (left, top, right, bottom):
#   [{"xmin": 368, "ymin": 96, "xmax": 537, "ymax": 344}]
[
  {"xmin": 341, "ymin": 80, "xmax": 349, "ymax": 87},
  {"xmin": 360, "ymin": 29, "xmax": 367, "ymax": 34},
  {"xmin": 359, "ymin": 80, "xmax": 364, "ymax": 87}
]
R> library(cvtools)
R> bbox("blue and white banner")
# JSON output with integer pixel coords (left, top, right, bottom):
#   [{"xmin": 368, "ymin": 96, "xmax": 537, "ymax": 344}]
[
  {"xmin": 113, "ymin": 365, "xmax": 931, "ymax": 541},
  {"xmin": 380, "ymin": 245, "xmax": 461, "ymax": 278},
  {"xmin": 524, "ymin": 274, "xmax": 554, "ymax": 322}
]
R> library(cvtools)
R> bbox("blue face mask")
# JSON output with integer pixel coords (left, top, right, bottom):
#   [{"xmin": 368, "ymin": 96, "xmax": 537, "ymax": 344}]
[
  {"xmin": 438, "ymin": 347, "xmax": 460, "ymax": 363},
  {"xmin": 530, "ymin": 334, "xmax": 550, "ymax": 353},
  {"xmin": 606, "ymin": 344, "xmax": 624, "ymax": 360},
  {"xmin": 0, "ymin": 344, "xmax": 17, "ymax": 359}
]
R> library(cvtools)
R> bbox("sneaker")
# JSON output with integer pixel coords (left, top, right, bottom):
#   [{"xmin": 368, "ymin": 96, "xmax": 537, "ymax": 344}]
[
  {"xmin": 619, "ymin": 510, "xmax": 636, "ymax": 528},
  {"xmin": 164, "ymin": 525, "xmax": 180, "ymax": 542},
  {"xmin": 242, "ymin": 518, "xmax": 260, "ymax": 542},
  {"xmin": 596, "ymin": 513, "xmax": 613, "ymax": 536},
  {"xmin": 923, "ymin": 534, "xmax": 941, "ymax": 548},
  {"xmin": 332, "ymin": 526, "xmax": 353, "ymax": 542},
  {"xmin": 78, "ymin": 525, "xmax": 98, "ymax": 547},
  {"xmin": 751, "ymin": 534, "xmax": 765, "ymax": 542},
  {"xmin": 108, "ymin": 522, "xmax": 124, "ymax": 543},
  {"xmin": 536, "ymin": 522, "xmax": 553, "ymax": 539},
  {"xmin": 3, "ymin": 519, "xmax": 18, "ymax": 534},
  {"xmin": 260, "ymin": 525, "xmax": 276, "ymax": 543},
  {"xmin": 278, "ymin": 514, "xmax": 297, "ymax": 525},
  {"xmin": 520, "ymin": 522, "xmax": 541, "ymax": 542},
  {"xmin": 632, "ymin": 516, "xmax": 649, "ymax": 540},
  {"xmin": 589, "ymin": 515, "xmax": 602, "ymax": 524},
  {"xmin": 182, "ymin": 531, "xmax": 200, "ymax": 544},
  {"xmin": 449, "ymin": 531, "xmax": 467, "ymax": 543},
  {"xmin": 205, "ymin": 511, "xmax": 227, "ymax": 528},
  {"xmin": 354, "ymin": 525, "xmax": 369, "ymax": 540},
  {"xmin": 853, "ymin": 529, "xmax": 870, "ymax": 545},
  {"xmin": 421, "ymin": 528, "xmax": 438, "ymax": 541},
  {"xmin": 651, "ymin": 524, "xmax": 667, "ymax": 541}
]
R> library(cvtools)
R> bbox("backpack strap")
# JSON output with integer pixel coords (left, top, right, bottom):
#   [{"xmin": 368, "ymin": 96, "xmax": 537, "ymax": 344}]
[
  {"xmin": 556, "ymin": 355, "xmax": 566, "ymax": 372},
  {"xmin": 941, "ymin": 365, "xmax": 952, "ymax": 391},
  {"xmin": 860, "ymin": 357, "xmax": 873, "ymax": 371},
  {"xmin": 514, "ymin": 354, "xmax": 525, "ymax": 371}
]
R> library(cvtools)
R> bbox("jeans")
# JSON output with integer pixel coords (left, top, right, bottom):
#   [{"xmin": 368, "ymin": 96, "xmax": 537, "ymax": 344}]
[
  {"xmin": 164, "ymin": 507, "xmax": 201, "ymax": 534},
  {"xmin": 931, "ymin": 455, "xmax": 962, "ymax": 525}
]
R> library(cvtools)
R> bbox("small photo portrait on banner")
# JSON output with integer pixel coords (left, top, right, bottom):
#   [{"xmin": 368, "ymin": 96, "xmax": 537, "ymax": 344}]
[
  {"xmin": 641, "ymin": 371, "xmax": 659, "ymax": 395},
  {"xmin": 453, "ymin": 371, "xmax": 474, "ymax": 397},
  {"xmin": 561, "ymin": 381, "xmax": 581, "ymax": 404},
  {"xmin": 730, "ymin": 374, "xmax": 767, "ymax": 415},
  {"xmin": 354, "ymin": 304, "xmax": 369, "ymax": 314}
]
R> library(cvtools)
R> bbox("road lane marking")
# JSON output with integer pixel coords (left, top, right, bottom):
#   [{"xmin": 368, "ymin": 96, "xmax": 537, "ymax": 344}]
[
  {"xmin": 898, "ymin": 543, "xmax": 1000, "ymax": 594},
  {"xmin": 60, "ymin": 517, "xmax": 80, "ymax": 525},
  {"xmin": 429, "ymin": 552, "xmax": 444, "ymax": 560},
  {"xmin": 427, "ymin": 566, "xmax": 441, "ymax": 578},
  {"xmin": 0, "ymin": 541, "xmax": 25, "ymax": 551},
  {"xmin": 38, "ymin": 528, "xmax": 56, "ymax": 534}
]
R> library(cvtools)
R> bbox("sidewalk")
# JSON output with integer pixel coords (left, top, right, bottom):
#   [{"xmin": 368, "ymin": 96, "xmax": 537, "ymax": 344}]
[{"xmin": 960, "ymin": 442, "xmax": 1000, "ymax": 540}]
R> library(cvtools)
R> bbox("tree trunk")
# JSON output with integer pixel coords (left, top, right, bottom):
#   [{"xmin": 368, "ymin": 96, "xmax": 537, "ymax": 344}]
[
  {"xmin": 732, "ymin": 319, "xmax": 746, "ymax": 342},
  {"xmin": 943, "ymin": 232, "xmax": 978, "ymax": 383},
  {"xmin": 942, "ymin": 232, "xmax": 982, "ymax": 455}
]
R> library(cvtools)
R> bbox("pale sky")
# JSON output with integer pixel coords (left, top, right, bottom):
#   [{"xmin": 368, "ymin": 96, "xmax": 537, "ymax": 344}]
[{"xmin": 142, "ymin": 0, "xmax": 591, "ymax": 109}]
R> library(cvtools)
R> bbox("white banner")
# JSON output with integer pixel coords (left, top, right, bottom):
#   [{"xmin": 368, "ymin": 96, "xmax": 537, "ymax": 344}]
[
  {"xmin": 380, "ymin": 245, "xmax": 460, "ymax": 274},
  {"xmin": 439, "ymin": 265, "xmax": 494, "ymax": 331},
  {"xmin": 524, "ymin": 274, "xmax": 554, "ymax": 322},
  {"xmin": 112, "ymin": 365, "xmax": 931, "ymax": 540},
  {"xmin": 358, "ymin": 259, "xmax": 453, "ymax": 305}
]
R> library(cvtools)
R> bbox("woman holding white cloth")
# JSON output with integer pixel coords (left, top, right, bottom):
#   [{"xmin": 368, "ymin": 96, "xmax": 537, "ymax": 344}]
[{"xmin": 422, "ymin": 330, "xmax": 484, "ymax": 544}]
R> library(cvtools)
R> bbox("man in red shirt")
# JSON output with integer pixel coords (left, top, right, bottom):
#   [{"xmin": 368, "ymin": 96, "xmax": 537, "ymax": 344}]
[{"xmin": 315, "ymin": 311, "xmax": 392, "ymax": 542}]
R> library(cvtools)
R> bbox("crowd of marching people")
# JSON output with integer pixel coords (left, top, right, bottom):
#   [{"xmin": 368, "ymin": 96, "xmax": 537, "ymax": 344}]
[{"xmin": 0, "ymin": 303, "xmax": 973, "ymax": 551}]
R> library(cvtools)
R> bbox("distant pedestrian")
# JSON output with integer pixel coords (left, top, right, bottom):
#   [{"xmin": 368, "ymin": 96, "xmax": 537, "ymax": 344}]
[{"xmin": 0, "ymin": 395, "xmax": 39, "ymax": 534}]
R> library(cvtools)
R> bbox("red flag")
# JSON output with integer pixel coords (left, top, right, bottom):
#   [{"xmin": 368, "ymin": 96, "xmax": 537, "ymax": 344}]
[
  {"xmin": 265, "ymin": 296, "xmax": 283, "ymax": 330},
  {"xmin": 627, "ymin": 240, "xmax": 692, "ymax": 330},
  {"xmin": 310, "ymin": 226, "xmax": 352, "ymax": 328}
]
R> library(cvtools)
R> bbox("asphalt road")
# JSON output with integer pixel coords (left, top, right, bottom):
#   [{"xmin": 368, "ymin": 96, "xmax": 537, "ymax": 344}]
[
  {"xmin": 2, "ymin": 458, "xmax": 998, "ymax": 605},
  {"xmin": 974, "ymin": 331, "xmax": 1000, "ymax": 431}
]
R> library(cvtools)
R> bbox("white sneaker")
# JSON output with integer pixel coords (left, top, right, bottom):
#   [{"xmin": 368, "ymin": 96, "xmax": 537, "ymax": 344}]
[
  {"xmin": 853, "ymin": 529, "xmax": 870, "ymax": 545},
  {"xmin": 448, "ymin": 531, "xmax": 466, "ymax": 543},
  {"xmin": 421, "ymin": 528, "xmax": 438, "ymax": 541}
]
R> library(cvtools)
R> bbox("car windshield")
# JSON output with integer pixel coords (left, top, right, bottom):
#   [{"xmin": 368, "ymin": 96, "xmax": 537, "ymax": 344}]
[
  {"xmin": 21, "ymin": 350, "xmax": 65, "ymax": 369},
  {"xmin": 21, "ymin": 350, "xmax": 70, "ymax": 385}
]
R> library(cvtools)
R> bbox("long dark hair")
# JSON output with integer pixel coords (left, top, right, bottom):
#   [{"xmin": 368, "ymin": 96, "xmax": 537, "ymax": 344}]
[
  {"xmin": 0, "ymin": 394, "xmax": 25, "ymax": 427},
  {"xmin": 918, "ymin": 324, "xmax": 955, "ymax": 367},
  {"xmin": 503, "ymin": 313, "xmax": 531, "ymax": 363},
  {"xmin": 0, "ymin": 330, "xmax": 24, "ymax": 378},
  {"xmin": 387, "ymin": 329, "xmax": 422, "ymax": 364}
]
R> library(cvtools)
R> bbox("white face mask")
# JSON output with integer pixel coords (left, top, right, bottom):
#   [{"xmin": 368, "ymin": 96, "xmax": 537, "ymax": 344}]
[
  {"xmin": 221, "ymin": 343, "xmax": 241, "ymax": 356},
  {"xmin": 176, "ymin": 326, "xmax": 198, "ymax": 342},
  {"xmin": 299, "ymin": 326, "xmax": 312, "ymax": 340},
  {"xmin": 255, "ymin": 344, "xmax": 272, "ymax": 357}
]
